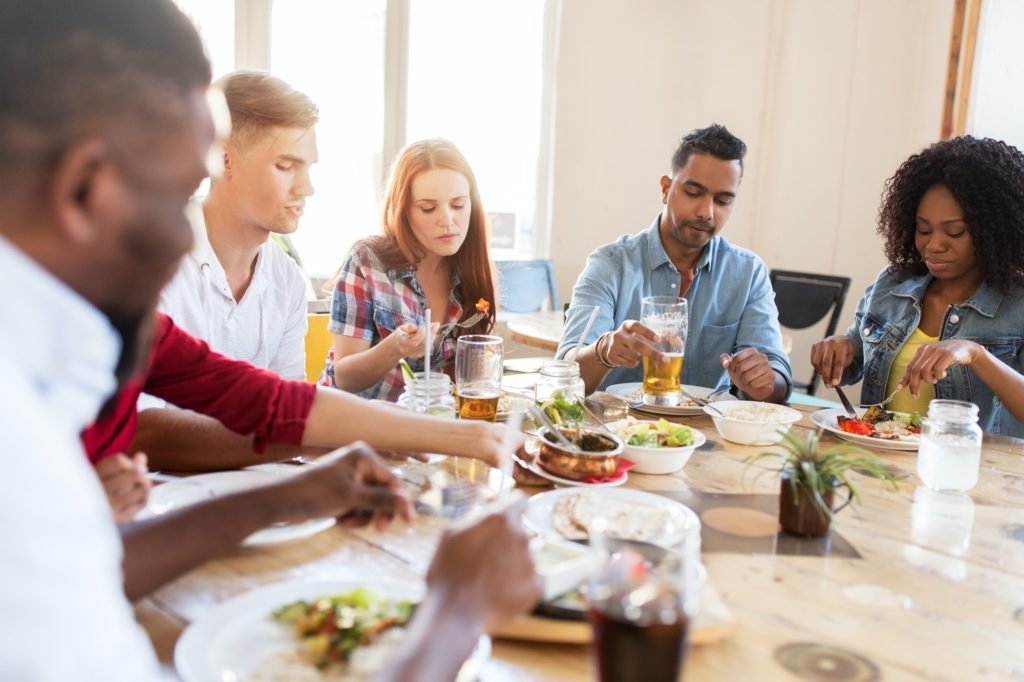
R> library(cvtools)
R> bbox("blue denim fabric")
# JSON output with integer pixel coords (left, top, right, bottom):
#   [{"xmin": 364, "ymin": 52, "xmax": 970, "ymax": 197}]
[
  {"xmin": 844, "ymin": 268, "xmax": 1024, "ymax": 437},
  {"xmin": 556, "ymin": 218, "xmax": 792, "ymax": 395}
]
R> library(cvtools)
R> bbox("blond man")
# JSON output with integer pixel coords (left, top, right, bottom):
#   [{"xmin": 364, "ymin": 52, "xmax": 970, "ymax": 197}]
[{"xmin": 160, "ymin": 70, "xmax": 318, "ymax": 379}]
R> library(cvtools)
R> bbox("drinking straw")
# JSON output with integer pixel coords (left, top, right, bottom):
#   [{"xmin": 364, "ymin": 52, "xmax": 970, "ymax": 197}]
[
  {"xmin": 570, "ymin": 305, "xmax": 601, "ymax": 363},
  {"xmin": 424, "ymin": 308, "xmax": 431, "ymax": 383}
]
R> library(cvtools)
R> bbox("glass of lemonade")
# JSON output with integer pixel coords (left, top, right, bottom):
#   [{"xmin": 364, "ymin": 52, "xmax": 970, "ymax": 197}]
[
  {"xmin": 455, "ymin": 335, "xmax": 503, "ymax": 421},
  {"xmin": 640, "ymin": 296, "xmax": 688, "ymax": 406}
]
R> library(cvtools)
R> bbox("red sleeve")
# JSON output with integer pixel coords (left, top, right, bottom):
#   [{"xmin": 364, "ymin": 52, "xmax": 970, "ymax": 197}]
[{"xmin": 144, "ymin": 313, "xmax": 316, "ymax": 451}]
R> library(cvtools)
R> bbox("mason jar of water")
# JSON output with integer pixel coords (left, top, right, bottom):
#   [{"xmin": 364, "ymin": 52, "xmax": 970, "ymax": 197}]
[
  {"xmin": 397, "ymin": 373, "xmax": 456, "ymax": 419},
  {"xmin": 917, "ymin": 400, "xmax": 982, "ymax": 492}
]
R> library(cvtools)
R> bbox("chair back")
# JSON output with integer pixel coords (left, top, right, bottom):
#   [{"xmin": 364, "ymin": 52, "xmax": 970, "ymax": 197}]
[
  {"xmin": 305, "ymin": 312, "xmax": 332, "ymax": 383},
  {"xmin": 769, "ymin": 270, "xmax": 851, "ymax": 395},
  {"xmin": 495, "ymin": 259, "xmax": 560, "ymax": 313}
]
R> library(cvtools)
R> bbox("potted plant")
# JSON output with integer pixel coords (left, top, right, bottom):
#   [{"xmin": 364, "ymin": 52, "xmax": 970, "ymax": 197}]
[{"xmin": 748, "ymin": 431, "xmax": 898, "ymax": 537}]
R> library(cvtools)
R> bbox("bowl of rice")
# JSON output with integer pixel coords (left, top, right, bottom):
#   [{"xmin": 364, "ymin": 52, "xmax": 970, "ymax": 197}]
[{"xmin": 703, "ymin": 400, "xmax": 803, "ymax": 445}]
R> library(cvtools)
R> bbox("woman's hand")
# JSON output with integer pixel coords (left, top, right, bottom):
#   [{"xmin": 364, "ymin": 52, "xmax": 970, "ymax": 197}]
[
  {"xmin": 810, "ymin": 335, "xmax": 856, "ymax": 388},
  {"xmin": 898, "ymin": 339, "xmax": 982, "ymax": 399},
  {"xmin": 388, "ymin": 322, "xmax": 439, "ymax": 360}
]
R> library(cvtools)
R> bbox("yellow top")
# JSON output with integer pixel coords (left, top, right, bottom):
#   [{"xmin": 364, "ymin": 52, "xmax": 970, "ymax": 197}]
[{"xmin": 886, "ymin": 326, "xmax": 938, "ymax": 415}]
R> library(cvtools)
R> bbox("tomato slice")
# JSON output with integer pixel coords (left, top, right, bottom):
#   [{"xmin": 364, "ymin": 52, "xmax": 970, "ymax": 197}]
[{"xmin": 837, "ymin": 416, "xmax": 874, "ymax": 436}]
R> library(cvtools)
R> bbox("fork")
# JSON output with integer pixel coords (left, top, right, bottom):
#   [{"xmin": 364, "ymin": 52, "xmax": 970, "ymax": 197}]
[
  {"xmin": 859, "ymin": 387, "xmax": 902, "ymax": 410},
  {"xmin": 436, "ymin": 310, "xmax": 487, "ymax": 337}
]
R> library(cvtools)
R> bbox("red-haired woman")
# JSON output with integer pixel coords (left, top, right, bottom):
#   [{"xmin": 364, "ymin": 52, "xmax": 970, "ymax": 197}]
[{"xmin": 321, "ymin": 138, "xmax": 497, "ymax": 401}]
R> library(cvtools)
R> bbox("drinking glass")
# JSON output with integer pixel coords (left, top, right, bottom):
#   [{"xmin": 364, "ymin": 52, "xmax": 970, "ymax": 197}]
[
  {"xmin": 455, "ymin": 335, "xmax": 503, "ymax": 421},
  {"xmin": 587, "ymin": 522, "xmax": 703, "ymax": 682},
  {"xmin": 640, "ymin": 296, "xmax": 688, "ymax": 406}
]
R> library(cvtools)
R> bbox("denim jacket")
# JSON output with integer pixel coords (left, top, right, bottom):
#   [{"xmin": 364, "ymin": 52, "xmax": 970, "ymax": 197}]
[
  {"xmin": 844, "ymin": 267, "xmax": 1024, "ymax": 437},
  {"xmin": 557, "ymin": 218, "xmax": 792, "ymax": 395}
]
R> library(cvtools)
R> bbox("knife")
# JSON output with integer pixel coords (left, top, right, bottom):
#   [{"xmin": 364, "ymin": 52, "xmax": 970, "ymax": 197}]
[{"xmin": 834, "ymin": 385, "xmax": 857, "ymax": 417}]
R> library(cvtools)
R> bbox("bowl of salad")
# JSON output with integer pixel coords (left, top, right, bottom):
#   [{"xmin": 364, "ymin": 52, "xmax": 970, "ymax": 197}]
[{"xmin": 606, "ymin": 417, "xmax": 706, "ymax": 474}]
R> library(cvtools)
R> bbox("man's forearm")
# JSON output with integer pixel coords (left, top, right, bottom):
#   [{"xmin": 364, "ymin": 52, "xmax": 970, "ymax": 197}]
[
  {"xmin": 133, "ymin": 408, "xmax": 328, "ymax": 471},
  {"xmin": 120, "ymin": 484, "xmax": 290, "ymax": 600},
  {"xmin": 302, "ymin": 387, "xmax": 493, "ymax": 459}
]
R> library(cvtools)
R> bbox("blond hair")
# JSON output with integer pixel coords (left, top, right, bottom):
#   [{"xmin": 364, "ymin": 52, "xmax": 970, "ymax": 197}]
[{"xmin": 215, "ymin": 70, "xmax": 318, "ymax": 147}]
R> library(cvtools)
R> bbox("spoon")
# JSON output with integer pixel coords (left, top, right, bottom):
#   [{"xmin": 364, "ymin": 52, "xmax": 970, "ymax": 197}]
[{"xmin": 529, "ymin": 404, "xmax": 577, "ymax": 451}]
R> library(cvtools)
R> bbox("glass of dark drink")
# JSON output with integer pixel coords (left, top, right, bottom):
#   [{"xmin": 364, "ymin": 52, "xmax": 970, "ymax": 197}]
[{"xmin": 586, "ymin": 528, "xmax": 703, "ymax": 682}]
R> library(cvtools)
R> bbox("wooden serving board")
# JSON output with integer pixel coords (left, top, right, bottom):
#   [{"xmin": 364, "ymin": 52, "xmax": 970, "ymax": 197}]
[{"xmin": 496, "ymin": 578, "xmax": 735, "ymax": 645}]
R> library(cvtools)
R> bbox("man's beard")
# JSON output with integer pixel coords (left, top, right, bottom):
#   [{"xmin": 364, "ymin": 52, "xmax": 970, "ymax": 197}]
[{"xmin": 96, "ymin": 308, "xmax": 157, "ymax": 418}]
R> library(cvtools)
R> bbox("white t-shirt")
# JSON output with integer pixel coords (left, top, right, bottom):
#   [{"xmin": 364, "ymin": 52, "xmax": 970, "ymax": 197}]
[
  {"xmin": 160, "ymin": 201, "xmax": 309, "ymax": 380},
  {"xmin": 0, "ymin": 236, "xmax": 166, "ymax": 681}
]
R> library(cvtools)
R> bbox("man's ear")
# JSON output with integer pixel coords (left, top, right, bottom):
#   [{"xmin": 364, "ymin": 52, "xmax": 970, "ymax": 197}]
[
  {"xmin": 220, "ymin": 141, "xmax": 235, "ymax": 180},
  {"xmin": 659, "ymin": 175, "xmax": 672, "ymax": 204},
  {"xmin": 49, "ymin": 139, "xmax": 116, "ymax": 245}
]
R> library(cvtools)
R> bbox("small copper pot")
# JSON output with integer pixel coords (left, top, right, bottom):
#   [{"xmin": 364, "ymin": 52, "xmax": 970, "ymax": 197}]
[
  {"xmin": 535, "ymin": 426, "xmax": 623, "ymax": 481},
  {"xmin": 778, "ymin": 471, "xmax": 852, "ymax": 538}
]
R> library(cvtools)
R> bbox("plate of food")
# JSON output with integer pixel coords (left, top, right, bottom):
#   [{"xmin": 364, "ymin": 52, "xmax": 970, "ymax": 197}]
[
  {"xmin": 175, "ymin": 581, "xmax": 490, "ymax": 682},
  {"xmin": 811, "ymin": 406, "xmax": 923, "ymax": 451},
  {"xmin": 523, "ymin": 488, "xmax": 701, "ymax": 551},
  {"xmin": 605, "ymin": 382, "xmax": 714, "ymax": 417},
  {"xmin": 141, "ymin": 470, "xmax": 336, "ymax": 547}
]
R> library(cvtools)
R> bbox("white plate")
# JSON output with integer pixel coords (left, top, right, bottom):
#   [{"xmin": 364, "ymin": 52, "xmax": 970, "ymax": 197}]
[
  {"xmin": 606, "ymin": 382, "xmax": 712, "ymax": 416},
  {"xmin": 175, "ymin": 579, "xmax": 489, "ymax": 682},
  {"xmin": 518, "ymin": 439, "xmax": 628, "ymax": 487},
  {"xmin": 523, "ymin": 487, "xmax": 701, "ymax": 548},
  {"xmin": 141, "ymin": 470, "xmax": 336, "ymax": 546},
  {"xmin": 811, "ymin": 407, "xmax": 920, "ymax": 452}
]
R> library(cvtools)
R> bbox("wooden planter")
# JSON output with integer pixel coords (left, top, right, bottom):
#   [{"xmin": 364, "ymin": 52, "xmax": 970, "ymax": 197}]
[{"xmin": 778, "ymin": 471, "xmax": 851, "ymax": 538}]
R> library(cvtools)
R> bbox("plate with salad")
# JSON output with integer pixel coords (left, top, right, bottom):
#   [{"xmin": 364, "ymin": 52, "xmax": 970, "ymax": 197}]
[
  {"xmin": 175, "ymin": 581, "xmax": 489, "ymax": 682},
  {"xmin": 606, "ymin": 417, "xmax": 706, "ymax": 474},
  {"xmin": 811, "ymin": 405, "xmax": 923, "ymax": 451}
]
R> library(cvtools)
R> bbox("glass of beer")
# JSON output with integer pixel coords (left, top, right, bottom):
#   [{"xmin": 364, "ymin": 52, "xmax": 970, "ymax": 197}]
[
  {"xmin": 587, "ymin": 524, "xmax": 703, "ymax": 682},
  {"xmin": 640, "ymin": 296, "xmax": 688, "ymax": 406},
  {"xmin": 455, "ymin": 335, "xmax": 503, "ymax": 421}
]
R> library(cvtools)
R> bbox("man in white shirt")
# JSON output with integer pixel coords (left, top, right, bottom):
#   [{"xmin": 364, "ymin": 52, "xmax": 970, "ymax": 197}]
[
  {"xmin": 161, "ymin": 70, "xmax": 317, "ymax": 380},
  {"xmin": 0, "ymin": 2, "xmax": 537, "ymax": 680}
]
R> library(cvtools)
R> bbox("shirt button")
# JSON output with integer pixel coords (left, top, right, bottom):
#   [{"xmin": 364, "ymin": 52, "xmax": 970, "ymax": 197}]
[
  {"xmin": 670, "ymin": 283, "xmax": 677, "ymax": 289},
  {"xmin": 949, "ymin": 314, "xmax": 960, "ymax": 324}
]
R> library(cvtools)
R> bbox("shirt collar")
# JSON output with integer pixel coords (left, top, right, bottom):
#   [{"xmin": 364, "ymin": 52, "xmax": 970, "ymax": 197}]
[
  {"xmin": 0, "ymin": 235, "xmax": 120, "ymax": 430},
  {"xmin": 389, "ymin": 262, "xmax": 462, "ymax": 298},
  {"xmin": 890, "ymin": 270, "xmax": 1004, "ymax": 318},
  {"xmin": 643, "ymin": 216, "xmax": 716, "ymax": 273},
  {"xmin": 190, "ymin": 200, "xmax": 270, "ymax": 298}
]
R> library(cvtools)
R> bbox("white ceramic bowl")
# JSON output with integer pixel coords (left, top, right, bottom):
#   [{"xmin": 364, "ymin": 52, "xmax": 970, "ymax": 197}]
[
  {"xmin": 703, "ymin": 401, "xmax": 803, "ymax": 445},
  {"xmin": 606, "ymin": 419, "xmax": 707, "ymax": 474}
]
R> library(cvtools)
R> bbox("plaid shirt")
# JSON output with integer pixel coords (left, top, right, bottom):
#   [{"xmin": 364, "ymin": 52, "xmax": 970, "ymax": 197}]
[{"xmin": 320, "ymin": 242, "xmax": 463, "ymax": 401}]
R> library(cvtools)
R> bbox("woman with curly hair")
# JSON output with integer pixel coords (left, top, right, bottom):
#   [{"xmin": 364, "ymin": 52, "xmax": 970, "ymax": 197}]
[{"xmin": 811, "ymin": 135, "xmax": 1024, "ymax": 436}]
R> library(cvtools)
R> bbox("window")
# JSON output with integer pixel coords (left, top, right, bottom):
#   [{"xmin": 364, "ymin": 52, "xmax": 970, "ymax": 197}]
[
  {"xmin": 406, "ymin": 0, "xmax": 547, "ymax": 257},
  {"xmin": 171, "ymin": 0, "xmax": 235, "ymax": 79},
  {"xmin": 271, "ymin": 0, "xmax": 387, "ymax": 279}
]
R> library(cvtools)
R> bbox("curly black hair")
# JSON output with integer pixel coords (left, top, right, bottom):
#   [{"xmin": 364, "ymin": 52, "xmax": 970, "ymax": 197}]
[
  {"xmin": 671, "ymin": 123, "xmax": 747, "ymax": 174},
  {"xmin": 878, "ymin": 135, "xmax": 1024, "ymax": 292}
]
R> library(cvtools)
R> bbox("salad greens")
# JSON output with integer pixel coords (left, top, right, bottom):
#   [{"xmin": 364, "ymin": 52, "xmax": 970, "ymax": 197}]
[
  {"xmin": 539, "ymin": 391, "xmax": 584, "ymax": 424},
  {"xmin": 272, "ymin": 587, "xmax": 415, "ymax": 669},
  {"xmin": 614, "ymin": 418, "xmax": 694, "ymax": 448}
]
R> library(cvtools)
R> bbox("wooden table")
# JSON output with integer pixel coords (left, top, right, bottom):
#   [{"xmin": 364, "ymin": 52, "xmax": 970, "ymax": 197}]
[
  {"xmin": 137, "ymin": 399, "xmax": 1024, "ymax": 681},
  {"xmin": 506, "ymin": 311, "xmax": 564, "ymax": 352}
]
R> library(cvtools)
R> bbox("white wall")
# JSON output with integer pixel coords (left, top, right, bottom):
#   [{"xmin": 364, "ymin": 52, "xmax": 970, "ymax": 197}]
[
  {"xmin": 546, "ymin": 0, "xmax": 953, "ymax": 388},
  {"xmin": 969, "ymin": 0, "xmax": 1024, "ymax": 149}
]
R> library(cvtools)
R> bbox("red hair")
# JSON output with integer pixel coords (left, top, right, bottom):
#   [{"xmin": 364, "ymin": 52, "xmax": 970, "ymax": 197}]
[{"xmin": 365, "ymin": 138, "xmax": 496, "ymax": 334}]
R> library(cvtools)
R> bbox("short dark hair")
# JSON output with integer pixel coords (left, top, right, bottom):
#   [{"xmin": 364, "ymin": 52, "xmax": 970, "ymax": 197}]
[
  {"xmin": 0, "ymin": 0, "xmax": 211, "ymax": 178},
  {"xmin": 878, "ymin": 135, "xmax": 1024, "ymax": 293},
  {"xmin": 671, "ymin": 124, "xmax": 747, "ymax": 174}
]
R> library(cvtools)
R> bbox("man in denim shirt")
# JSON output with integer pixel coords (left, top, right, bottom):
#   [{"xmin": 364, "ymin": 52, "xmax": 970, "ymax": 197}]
[{"xmin": 557, "ymin": 125, "xmax": 792, "ymax": 401}]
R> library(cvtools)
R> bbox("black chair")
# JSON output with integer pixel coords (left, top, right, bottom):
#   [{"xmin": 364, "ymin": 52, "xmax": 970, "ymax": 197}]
[{"xmin": 770, "ymin": 270, "xmax": 851, "ymax": 396}]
